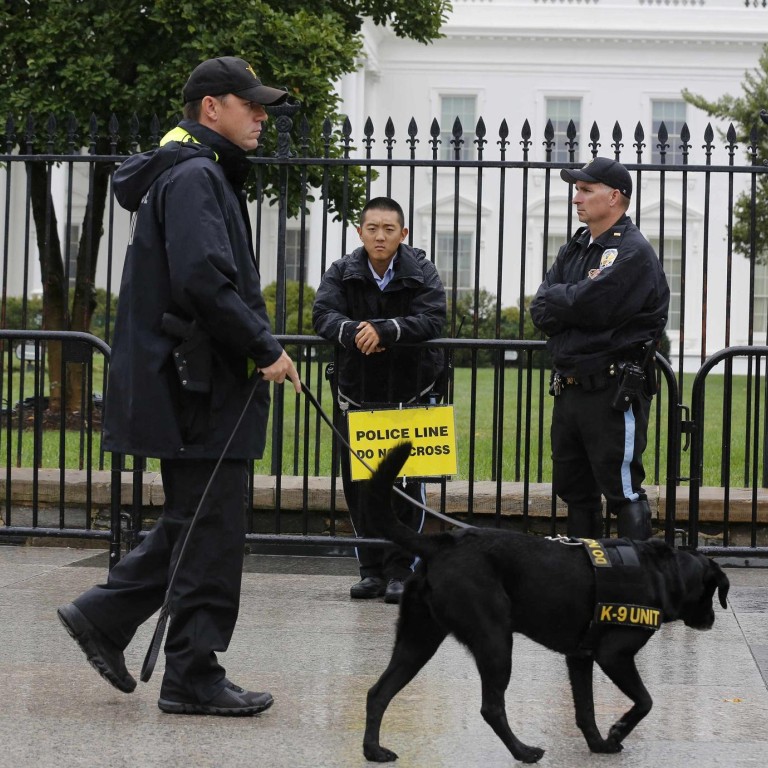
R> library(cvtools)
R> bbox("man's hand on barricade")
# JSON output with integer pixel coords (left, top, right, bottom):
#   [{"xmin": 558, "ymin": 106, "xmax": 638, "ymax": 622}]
[{"xmin": 355, "ymin": 321, "xmax": 385, "ymax": 355}]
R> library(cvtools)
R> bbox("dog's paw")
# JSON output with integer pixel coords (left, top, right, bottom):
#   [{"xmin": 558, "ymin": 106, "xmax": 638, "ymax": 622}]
[
  {"xmin": 363, "ymin": 742, "xmax": 399, "ymax": 762},
  {"xmin": 588, "ymin": 738, "xmax": 623, "ymax": 754},
  {"xmin": 607, "ymin": 723, "xmax": 627, "ymax": 742},
  {"xmin": 518, "ymin": 746, "xmax": 545, "ymax": 764}
]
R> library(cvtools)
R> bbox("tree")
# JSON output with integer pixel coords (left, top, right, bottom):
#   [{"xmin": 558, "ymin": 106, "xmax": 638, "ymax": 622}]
[
  {"xmin": 0, "ymin": 0, "xmax": 450, "ymax": 413},
  {"xmin": 683, "ymin": 44, "xmax": 768, "ymax": 263}
]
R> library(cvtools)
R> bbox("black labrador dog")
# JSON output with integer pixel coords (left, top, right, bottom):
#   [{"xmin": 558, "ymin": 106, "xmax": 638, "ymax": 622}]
[{"xmin": 362, "ymin": 442, "xmax": 729, "ymax": 764}]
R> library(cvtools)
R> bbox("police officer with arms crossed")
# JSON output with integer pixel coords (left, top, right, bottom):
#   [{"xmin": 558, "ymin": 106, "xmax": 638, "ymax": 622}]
[{"xmin": 530, "ymin": 157, "xmax": 670, "ymax": 540}]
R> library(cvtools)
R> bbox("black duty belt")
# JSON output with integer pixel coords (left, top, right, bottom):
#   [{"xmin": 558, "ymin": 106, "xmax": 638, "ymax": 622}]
[
  {"xmin": 577, "ymin": 538, "xmax": 662, "ymax": 649},
  {"xmin": 551, "ymin": 364, "xmax": 618, "ymax": 394}
]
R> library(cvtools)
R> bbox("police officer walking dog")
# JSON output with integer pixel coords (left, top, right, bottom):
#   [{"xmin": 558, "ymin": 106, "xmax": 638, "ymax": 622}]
[
  {"xmin": 530, "ymin": 157, "xmax": 670, "ymax": 539},
  {"xmin": 57, "ymin": 56, "xmax": 301, "ymax": 716}
]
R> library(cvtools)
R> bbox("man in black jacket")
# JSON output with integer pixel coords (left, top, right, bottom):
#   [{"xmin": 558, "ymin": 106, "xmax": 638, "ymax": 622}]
[
  {"xmin": 313, "ymin": 197, "xmax": 446, "ymax": 603},
  {"xmin": 57, "ymin": 57, "xmax": 300, "ymax": 715},
  {"xmin": 530, "ymin": 158, "xmax": 669, "ymax": 540}
]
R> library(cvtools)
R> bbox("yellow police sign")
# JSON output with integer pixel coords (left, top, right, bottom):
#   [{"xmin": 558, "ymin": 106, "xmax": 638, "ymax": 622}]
[{"xmin": 347, "ymin": 405, "xmax": 458, "ymax": 480}]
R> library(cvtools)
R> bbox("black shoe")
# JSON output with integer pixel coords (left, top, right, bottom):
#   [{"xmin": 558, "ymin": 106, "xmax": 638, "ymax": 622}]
[
  {"xmin": 384, "ymin": 579, "xmax": 405, "ymax": 604},
  {"xmin": 57, "ymin": 603, "xmax": 136, "ymax": 693},
  {"xmin": 616, "ymin": 499, "xmax": 653, "ymax": 540},
  {"xmin": 566, "ymin": 506, "xmax": 604, "ymax": 539},
  {"xmin": 350, "ymin": 576, "xmax": 386, "ymax": 599},
  {"xmin": 158, "ymin": 680, "xmax": 274, "ymax": 716}
]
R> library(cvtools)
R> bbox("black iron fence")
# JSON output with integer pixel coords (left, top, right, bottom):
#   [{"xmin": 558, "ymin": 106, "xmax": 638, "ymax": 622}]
[
  {"xmin": 3, "ymin": 325, "xmax": 767, "ymax": 560},
  {"xmin": 3, "ymin": 108, "xmax": 768, "ymax": 559}
]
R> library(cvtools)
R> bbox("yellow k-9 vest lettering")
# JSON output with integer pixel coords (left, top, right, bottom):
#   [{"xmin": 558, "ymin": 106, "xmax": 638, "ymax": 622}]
[
  {"xmin": 596, "ymin": 602, "xmax": 661, "ymax": 630},
  {"xmin": 580, "ymin": 538, "xmax": 611, "ymax": 567}
]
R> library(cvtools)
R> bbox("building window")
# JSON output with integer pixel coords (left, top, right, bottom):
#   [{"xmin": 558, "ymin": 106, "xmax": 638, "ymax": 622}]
[
  {"xmin": 546, "ymin": 98, "xmax": 581, "ymax": 163},
  {"xmin": 67, "ymin": 224, "xmax": 80, "ymax": 286},
  {"xmin": 651, "ymin": 100, "xmax": 687, "ymax": 164},
  {"xmin": 440, "ymin": 95, "xmax": 476, "ymax": 161},
  {"xmin": 650, "ymin": 237, "xmax": 682, "ymax": 331},
  {"xmin": 436, "ymin": 232, "xmax": 472, "ymax": 298},
  {"xmin": 753, "ymin": 262, "xmax": 768, "ymax": 336},
  {"xmin": 284, "ymin": 228, "xmax": 305, "ymax": 283},
  {"xmin": 543, "ymin": 233, "xmax": 562, "ymax": 275}
]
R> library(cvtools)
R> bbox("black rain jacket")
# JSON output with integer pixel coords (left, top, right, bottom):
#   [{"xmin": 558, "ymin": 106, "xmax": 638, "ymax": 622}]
[
  {"xmin": 102, "ymin": 120, "xmax": 284, "ymax": 459},
  {"xmin": 529, "ymin": 215, "xmax": 670, "ymax": 376},
  {"xmin": 312, "ymin": 244, "xmax": 446, "ymax": 404}
]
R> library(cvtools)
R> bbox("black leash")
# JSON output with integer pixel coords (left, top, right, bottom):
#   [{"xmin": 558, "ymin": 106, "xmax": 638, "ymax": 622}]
[{"xmin": 141, "ymin": 377, "xmax": 469, "ymax": 682}]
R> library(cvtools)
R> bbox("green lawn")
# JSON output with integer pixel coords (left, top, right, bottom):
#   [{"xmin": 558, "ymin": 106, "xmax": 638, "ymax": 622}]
[{"xmin": 2, "ymin": 360, "xmax": 762, "ymax": 489}]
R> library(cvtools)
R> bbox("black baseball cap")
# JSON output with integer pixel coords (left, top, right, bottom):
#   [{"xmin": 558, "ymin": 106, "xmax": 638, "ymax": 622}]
[
  {"xmin": 182, "ymin": 56, "xmax": 288, "ymax": 106},
  {"xmin": 560, "ymin": 157, "xmax": 632, "ymax": 199}
]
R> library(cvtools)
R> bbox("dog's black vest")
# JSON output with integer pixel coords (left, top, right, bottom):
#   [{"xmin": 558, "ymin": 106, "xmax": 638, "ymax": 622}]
[{"xmin": 576, "ymin": 538, "xmax": 662, "ymax": 650}]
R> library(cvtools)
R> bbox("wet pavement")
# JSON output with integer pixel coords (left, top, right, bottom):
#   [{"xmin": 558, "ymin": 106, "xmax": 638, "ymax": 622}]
[{"xmin": 1, "ymin": 544, "xmax": 767, "ymax": 768}]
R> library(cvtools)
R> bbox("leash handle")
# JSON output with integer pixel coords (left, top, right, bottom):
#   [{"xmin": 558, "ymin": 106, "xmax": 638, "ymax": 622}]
[{"xmin": 140, "ymin": 606, "xmax": 168, "ymax": 682}]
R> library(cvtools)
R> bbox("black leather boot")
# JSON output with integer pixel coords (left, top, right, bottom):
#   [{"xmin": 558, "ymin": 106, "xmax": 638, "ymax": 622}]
[
  {"xmin": 566, "ymin": 506, "xmax": 604, "ymax": 539},
  {"xmin": 616, "ymin": 499, "xmax": 653, "ymax": 540}
]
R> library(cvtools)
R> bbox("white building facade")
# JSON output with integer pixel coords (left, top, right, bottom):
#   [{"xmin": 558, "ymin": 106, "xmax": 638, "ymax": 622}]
[
  {"xmin": 323, "ymin": 0, "xmax": 768, "ymax": 371},
  {"xmin": 2, "ymin": 0, "xmax": 768, "ymax": 373}
]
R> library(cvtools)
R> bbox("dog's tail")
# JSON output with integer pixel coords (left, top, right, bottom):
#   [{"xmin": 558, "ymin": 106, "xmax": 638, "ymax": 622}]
[{"xmin": 363, "ymin": 441, "xmax": 441, "ymax": 560}]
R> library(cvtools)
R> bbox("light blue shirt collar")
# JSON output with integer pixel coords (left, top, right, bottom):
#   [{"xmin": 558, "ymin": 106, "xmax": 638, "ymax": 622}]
[{"xmin": 368, "ymin": 255, "xmax": 397, "ymax": 291}]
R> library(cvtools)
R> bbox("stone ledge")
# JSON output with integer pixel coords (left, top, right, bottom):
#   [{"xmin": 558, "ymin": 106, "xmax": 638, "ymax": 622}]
[{"xmin": 2, "ymin": 467, "xmax": 768, "ymax": 524}]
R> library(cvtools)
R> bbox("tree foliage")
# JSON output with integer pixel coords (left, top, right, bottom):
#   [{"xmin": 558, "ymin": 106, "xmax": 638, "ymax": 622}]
[
  {"xmin": 0, "ymin": 0, "xmax": 450, "ymax": 210},
  {"xmin": 683, "ymin": 45, "xmax": 768, "ymax": 261},
  {"xmin": 0, "ymin": 0, "xmax": 450, "ymax": 411},
  {"xmin": 0, "ymin": 1, "xmax": 448, "ymax": 153}
]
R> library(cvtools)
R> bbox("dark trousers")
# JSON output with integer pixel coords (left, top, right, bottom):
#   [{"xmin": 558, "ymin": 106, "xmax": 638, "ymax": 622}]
[
  {"xmin": 338, "ymin": 411, "xmax": 424, "ymax": 581},
  {"xmin": 74, "ymin": 457, "xmax": 248, "ymax": 702},
  {"xmin": 551, "ymin": 381, "xmax": 651, "ymax": 526}
]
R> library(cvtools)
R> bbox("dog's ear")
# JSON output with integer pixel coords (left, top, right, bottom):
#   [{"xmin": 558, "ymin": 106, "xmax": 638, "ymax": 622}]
[
  {"xmin": 695, "ymin": 554, "xmax": 730, "ymax": 610},
  {"xmin": 711, "ymin": 560, "xmax": 730, "ymax": 609}
]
